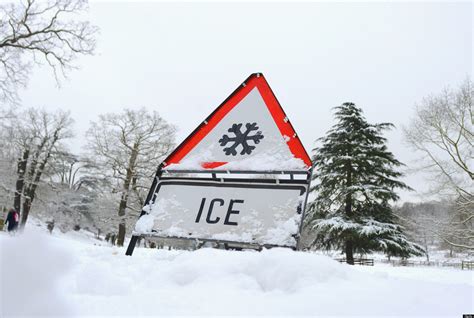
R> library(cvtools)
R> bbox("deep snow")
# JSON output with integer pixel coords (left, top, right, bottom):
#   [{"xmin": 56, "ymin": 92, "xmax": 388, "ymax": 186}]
[{"xmin": 1, "ymin": 225, "xmax": 473, "ymax": 317}]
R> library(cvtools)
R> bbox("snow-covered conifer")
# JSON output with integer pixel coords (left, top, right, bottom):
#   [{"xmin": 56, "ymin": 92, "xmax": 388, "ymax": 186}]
[{"xmin": 306, "ymin": 102, "xmax": 424, "ymax": 264}]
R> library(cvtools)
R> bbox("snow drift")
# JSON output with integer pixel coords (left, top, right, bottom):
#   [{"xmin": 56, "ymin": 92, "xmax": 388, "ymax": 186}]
[
  {"xmin": 0, "ymin": 231, "xmax": 74, "ymax": 316},
  {"xmin": 1, "ymin": 228, "xmax": 473, "ymax": 317}
]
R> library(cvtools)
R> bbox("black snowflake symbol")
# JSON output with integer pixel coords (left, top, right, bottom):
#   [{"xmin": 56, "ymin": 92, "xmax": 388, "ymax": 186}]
[{"xmin": 219, "ymin": 123, "xmax": 264, "ymax": 156}]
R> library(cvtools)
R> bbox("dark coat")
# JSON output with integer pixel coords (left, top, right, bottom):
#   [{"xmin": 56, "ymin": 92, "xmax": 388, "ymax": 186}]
[{"xmin": 5, "ymin": 210, "xmax": 19, "ymax": 232}]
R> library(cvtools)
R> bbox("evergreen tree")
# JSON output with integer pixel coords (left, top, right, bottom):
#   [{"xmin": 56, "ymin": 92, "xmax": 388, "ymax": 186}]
[{"xmin": 306, "ymin": 102, "xmax": 424, "ymax": 264}]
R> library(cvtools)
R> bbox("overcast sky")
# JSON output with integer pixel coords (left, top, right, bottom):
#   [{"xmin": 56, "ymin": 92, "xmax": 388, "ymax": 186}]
[{"xmin": 19, "ymin": 1, "xmax": 472, "ymax": 201}]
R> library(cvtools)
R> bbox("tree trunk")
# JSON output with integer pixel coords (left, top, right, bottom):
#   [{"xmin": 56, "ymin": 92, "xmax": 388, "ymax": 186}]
[
  {"xmin": 423, "ymin": 234, "xmax": 429, "ymax": 262},
  {"xmin": 21, "ymin": 197, "xmax": 32, "ymax": 229},
  {"xmin": 116, "ymin": 192, "xmax": 128, "ymax": 246},
  {"xmin": 19, "ymin": 135, "xmax": 57, "ymax": 228},
  {"xmin": 14, "ymin": 150, "xmax": 29, "ymax": 213},
  {"xmin": 345, "ymin": 240, "xmax": 354, "ymax": 265},
  {"xmin": 117, "ymin": 222, "xmax": 126, "ymax": 247},
  {"xmin": 116, "ymin": 145, "xmax": 139, "ymax": 247},
  {"xmin": 345, "ymin": 161, "xmax": 354, "ymax": 265}
]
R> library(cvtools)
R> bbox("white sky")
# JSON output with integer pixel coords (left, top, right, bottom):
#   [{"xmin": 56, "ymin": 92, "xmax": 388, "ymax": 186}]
[{"xmin": 19, "ymin": 1, "xmax": 472, "ymax": 201}]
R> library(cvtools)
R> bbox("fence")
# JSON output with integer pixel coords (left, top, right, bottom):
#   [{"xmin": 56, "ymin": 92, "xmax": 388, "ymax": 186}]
[
  {"xmin": 378, "ymin": 259, "xmax": 473, "ymax": 270},
  {"xmin": 462, "ymin": 261, "xmax": 474, "ymax": 270},
  {"xmin": 333, "ymin": 257, "xmax": 474, "ymax": 269},
  {"xmin": 336, "ymin": 258, "xmax": 374, "ymax": 266}
]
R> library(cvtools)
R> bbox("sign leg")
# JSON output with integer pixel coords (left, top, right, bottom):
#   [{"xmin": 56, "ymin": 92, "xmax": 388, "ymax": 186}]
[{"xmin": 126, "ymin": 235, "xmax": 139, "ymax": 256}]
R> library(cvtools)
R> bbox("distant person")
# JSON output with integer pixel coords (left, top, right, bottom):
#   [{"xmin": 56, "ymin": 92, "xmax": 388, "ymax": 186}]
[{"xmin": 5, "ymin": 208, "xmax": 19, "ymax": 233}]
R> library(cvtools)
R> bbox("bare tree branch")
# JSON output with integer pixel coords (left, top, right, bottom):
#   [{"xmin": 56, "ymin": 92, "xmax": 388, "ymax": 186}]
[
  {"xmin": 404, "ymin": 78, "xmax": 473, "ymax": 250},
  {"xmin": 0, "ymin": 0, "xmax": 98, "ymax": 104}
]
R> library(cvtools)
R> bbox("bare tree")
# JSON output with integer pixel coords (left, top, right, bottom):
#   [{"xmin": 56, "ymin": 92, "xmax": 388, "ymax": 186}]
[
  {"xmin": 46, "ymin": 150, "xmax": 105, "ymax": 191},
  {"xmin": 3, "ymin": 108, "xmax": 74, "ymax": 228},
  {"xmin": 404, "ymin": 78, "xmax": 473, "ymax": 250},
  {"xmin": 0, "ymin": 0, "xmax": 98, "ymax": 104},
  {"xmin": 395, "ymin": 201, "xmax": 455, "ymax": 260},
  {"xmin": 86, "ymin": 108, "xmax": 176, "ymax": 246},
  {"xmin": 0, "ymin": 135, "xmax": 16, "ymax": 212}
]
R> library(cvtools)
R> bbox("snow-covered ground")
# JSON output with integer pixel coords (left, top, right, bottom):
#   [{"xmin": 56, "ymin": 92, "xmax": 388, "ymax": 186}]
[{"xmin": 1, "ymin": 224, "xmax": 473, "ymax": 317}]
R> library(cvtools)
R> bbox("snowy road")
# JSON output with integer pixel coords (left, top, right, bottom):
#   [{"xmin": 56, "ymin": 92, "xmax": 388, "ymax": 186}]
[{"xmin": 1, "ymin": 228, "xmax": 473, "ymax": 317}]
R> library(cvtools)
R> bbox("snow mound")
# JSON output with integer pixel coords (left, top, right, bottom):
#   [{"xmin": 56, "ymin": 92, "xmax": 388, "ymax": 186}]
[
  {"xmin": 1, "ymin": 228, "xmax": 473, "ymax": 316},
  {"xmin": 0, "ymin": 230, "xmax": 74, "ymax": 317},
  {"xmin": 158, "ymin": 247, "xmax": 352, "ymax": 293}
]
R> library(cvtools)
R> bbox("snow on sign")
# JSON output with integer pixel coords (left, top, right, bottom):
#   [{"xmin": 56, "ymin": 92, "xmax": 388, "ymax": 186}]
[
  {"xmin": 162, "ymin": 73, "xmax": 311, "ymax": 171},
  {"xmin": 134, "ymin": 180, "xmax": 307, "ymax": 247}
]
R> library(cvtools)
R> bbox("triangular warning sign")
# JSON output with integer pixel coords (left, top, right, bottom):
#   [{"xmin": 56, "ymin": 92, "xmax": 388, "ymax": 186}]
[{"xmin": 162, "ymin": 73, "xmax": 311, "ymax": 171}]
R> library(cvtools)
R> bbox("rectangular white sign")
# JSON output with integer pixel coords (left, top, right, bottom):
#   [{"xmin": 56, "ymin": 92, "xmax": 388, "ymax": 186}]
[{"xmin": 134, "ymin": 180, "xmax": 307, "ymax": 247}]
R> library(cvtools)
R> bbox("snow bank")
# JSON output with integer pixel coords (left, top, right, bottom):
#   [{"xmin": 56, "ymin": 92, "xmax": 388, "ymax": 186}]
[
  {"xmin": 1, "ymin": 228, "xmax": 473, "ymax": 317},
  {"xmin": 157, "ymin": 247, "xmax": 353, "ymax": 293},
  {"xmin": 69, "ymin": 245, "xmax": 473, "ymax": 317},
  {"xmin": 0, "ymin": 230, "xmax": 74, "ymax": 317}
]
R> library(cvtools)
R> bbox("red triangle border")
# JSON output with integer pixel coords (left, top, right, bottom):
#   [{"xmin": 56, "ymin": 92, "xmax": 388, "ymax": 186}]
[{"xmin": 162, "ymin": 73, "xmax": 312, "ymax": 170}]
